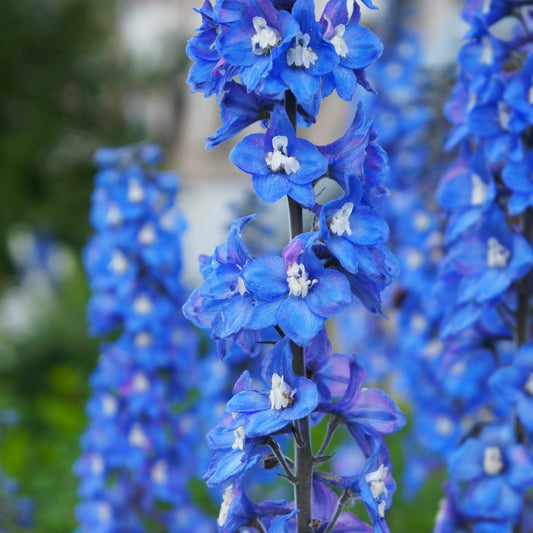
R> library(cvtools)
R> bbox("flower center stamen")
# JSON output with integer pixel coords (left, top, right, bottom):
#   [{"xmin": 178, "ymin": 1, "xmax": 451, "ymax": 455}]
[
  {"xmin": 487, "ymin": 237, "xmax": 510, "ymax": 268},
  {"xmin": 471, "ymin": 173, "xmax": 488, "ymax": 206},
  {"xmin": 251, "ymin": 17, "xmax": 281, "ymax": 55},
  {"xmin": 287, "ymin": 32, "xmax": 318, "ymax": 69},
  {"xmin": 365, "ymin": 464, "xmax": 389, "ymax": 518},
  {"xmin": 286, "ymin": 262, "xmax": 317, "ymax": 298},
  {"xmin": 329, "ymin": 202, "xmax": 353, "ymax": 236},
  {"xmin": 218, "ymin": 485, "xmax": 234, "ymax": 526},
  {"xmin": 232, "ymin": 426, "xmax": 246, "ymax": 450},
  {"xmin": 483, "ymin": 446, "xmax": 504, "ymax": 476},
  {"xmin": 266, "ymin": 136, "xmax": 300, "ymax": 174},
  {"xmin": 331, "ymin": 24, "xmax": 348, "ymax": 58},
  {"xmin": 269, "ymin": 373, "xmax": 296, "ymax": 410},
  {"xmin": 525, "ymin": 373, "xmax": 533, "ymax": 395}
]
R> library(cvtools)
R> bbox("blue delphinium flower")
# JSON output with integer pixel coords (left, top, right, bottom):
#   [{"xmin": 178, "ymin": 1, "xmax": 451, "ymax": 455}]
[{"xmin": 230, "ymin": 104, "xmax": 328, "ymax": 206}]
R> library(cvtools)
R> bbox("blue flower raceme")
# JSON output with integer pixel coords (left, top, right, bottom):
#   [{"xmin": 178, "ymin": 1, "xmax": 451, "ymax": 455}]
[
  {"xmin": 77, "ymin": 144, "xmax": 216, "ymax": 532},
  {"xmin": 185, "ymin": 1, "xmax": 405, "ymax": 531},
  {"xmin": 429, "ymin": 1, "xmax": 533, "ymax": 530}
]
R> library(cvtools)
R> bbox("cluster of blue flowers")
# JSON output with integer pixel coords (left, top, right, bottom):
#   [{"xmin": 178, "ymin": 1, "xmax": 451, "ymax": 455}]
[
  {"xmin": 430, "ymin": 2, "xmax": 533, "ymax": 532},
  {"xmin": 185, "ymin": 0, "xmax": 406, "ymax": 531},
  {"xmin": 76, "ymin": 144, "xmax": 216, "ymax": 532},
  {"xmin": 333, "ymin": 4, "xmax": 451, "ymax": 499}
]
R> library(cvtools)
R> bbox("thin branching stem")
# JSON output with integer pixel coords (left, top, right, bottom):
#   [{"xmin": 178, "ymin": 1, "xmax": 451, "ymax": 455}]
[
  {"xmin": 317, "ymin": 416, "xmax": 341, "ymax": 458},
  {"xmin": 323, "ymin": 488, "xmax": 351, "ymax": 533},
  {"xmin": 267, "ymin": 437, "xmax": 297, "ymax": 482}
]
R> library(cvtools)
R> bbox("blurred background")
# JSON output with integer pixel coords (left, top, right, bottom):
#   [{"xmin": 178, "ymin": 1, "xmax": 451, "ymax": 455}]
[{"xmin": 0, "ymin": 0, "xmax": 462, "ymax": 531}]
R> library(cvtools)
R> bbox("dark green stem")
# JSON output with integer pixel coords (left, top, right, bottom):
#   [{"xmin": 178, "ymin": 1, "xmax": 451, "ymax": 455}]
[{"xmin": 285, "ymin": 88, "xmax": 313, "ymax": 533}]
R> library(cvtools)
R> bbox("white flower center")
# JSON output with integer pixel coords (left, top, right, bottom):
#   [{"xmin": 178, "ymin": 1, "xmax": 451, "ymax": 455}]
[
  {"xmin": 471, "ymin": 173, "xmax": 488, "ymax": 206},
  {"xmin": 134, "ymin": 331, "xmax": 152, "ymax": 348},
  {"xmin": 106, "ymin": 204, "xmax": 122, "ymax": 226},
  {"xmin": 133, "ymin": 295, "xmax": 153, "ymax": 315},
  {"xmin": 414, "ymin": 212, "xmax": 431, "ymax": 232},
  {"xmin": 329, "ymin": 202, "xmax": 353, "ymax": 236},
  {"xmin": 287, "ymin": 32, "xmax": 318, "ymax": 69},
  {"xmin": 102, "ymin": 394, "xmax": 117, "ymax": 416},
  {"xmin": 482, "ymin": 0, "xmax": 491, "ymax": 13},
  {"xmin": 525, "ymin": 373, "xmax": 533, "ymax": 395},
  {"xmin": 251, "ymin": 17, "xmax": 280, "ymax": 55},
  {"xmin": 237, "ymin": 276, "xmax": 248, "ymax": 296},
  {"xmin": 528, "ymin": 77, "xmax": 533, "ymax": 105},
  {"xmin": 436, "ymin": 416, "xmax": 454, "ymax": 436},
  {"xmin": 487, "ymin": 237, "xmax": 510, "ymax": 268},
  {"xmin": 365, "ymin": 464, "xmax": 389, "ymax": 518},
  {"xmin": 91, "ymin": 454, "xmax": 104, "ymax": 475},
  {"xmin": 266, "ymin": 136, "xmax": 300, "ymax": 174},
  {"xmin": 132, "ymin": 371, "xmax": 150, "ymax": 393},
  {"xmin": 218, "ymin": 485, "xmax": 235, "ymax": 527},
  {"xmin": 232, "ymin": 426, "xmax": 246, "ymax": 450},
  {"xmin": 127, "ymin": 180, "xmax": 145, "ymax": 203},
  {"xmin": 481, "ymin": 36, "xmax": 493, "ymax": 66},
  {"xmin": 269, "ymin": 373, "xmax": 296, "ymax": 410},
  {"xmin": 331, "ymin": 24, "xmax": 348, "ymax": 58},
  {"xmin": 151, "ymin": 460, "xmax": 168, "ymax": 484},
  {"xmin": 129, "ymin": 424, "xmax": 148, "ymax": 448},
  {"xmin": 407, "ymin": 248, "xmax": 424, "ymax": 270},
  {"xmin": 109, "ymin": 250, "xmax": 128, "ymax": 274},
  {"xmin": 98, "ymin": 502, "xmax": 112, "ymax": 523},
  {"xmin": 483, "ymin": 446, "xmax": 504, "ymax": 476},
  {"xmin": 467, "ymin": 91, "xmax": 477, "ymax": 111},
  {"xmin": 286, "ymin": 262, "xmax": 317, "ymax": 298},
  {"xmin": 498, "ymin": 101, "xmax": 511, "ymax": 131},
  {"xmin": 138, "ymin": 223, "xmax": 157, "ymax": 245}
]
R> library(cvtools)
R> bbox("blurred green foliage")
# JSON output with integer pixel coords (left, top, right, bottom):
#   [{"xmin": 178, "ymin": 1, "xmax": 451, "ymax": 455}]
[
  {"xmin": 0, "ymin": 0, "xmax": 136, "ymax": 530},
  {"xmin": 0, "ymin": 0, "xmax": 140, "ymax": 272}
]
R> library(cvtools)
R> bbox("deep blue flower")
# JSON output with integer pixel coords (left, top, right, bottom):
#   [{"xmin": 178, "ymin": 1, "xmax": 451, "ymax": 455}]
[
  {"xmin": 242, "ymin": 233, "xmax": 351, "ymax": 345},
  {"xmin": 490, "ymin": 343, "xmax": 533, "ymax": 432},
  {"xmin": 271, "ymin": 0, "xmax": 339, "ymax": 103},
  {"xmin": 216, "ymin": 0, "xmax": 300, "ymax": 92},
  {"xmin": 320, "ymin": 0, "xmax": 383, "ymax": 100},
  {"xmin": 448, "ymin": 424, "xmax": 533, "ymax": 521},
  {"xmin": 319, "ymin": 184, "xmax": 390, "ymax": 274},
  {"xmin": 225, "ymin": 338, "xmax": 318, "ymax": 437},
  {"xmin": 230, "ymin": 104, "xmax": 328, "ymax": 206}
]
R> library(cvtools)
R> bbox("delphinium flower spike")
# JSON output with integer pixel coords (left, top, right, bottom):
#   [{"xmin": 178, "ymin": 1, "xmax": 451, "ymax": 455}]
[
  {"xmin": 185, "ymin": 1, "xmax": 406, "ymax": 531},
  {"xmin": 76, "ymin": 144, "xmax": 216, "ymax": 532},
  {"xmin": 430, "ymin": 2, "xmax": 533, "ymax": 531}
]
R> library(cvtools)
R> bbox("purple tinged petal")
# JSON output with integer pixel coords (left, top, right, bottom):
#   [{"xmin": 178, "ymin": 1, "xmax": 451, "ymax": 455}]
[
  {"xmin": 346, "ymin": 388, "xmax": 406, "ymax": 435},
  {"xmin": 506, "ymin": 444, "xmax": 533, "ymax": 490}
]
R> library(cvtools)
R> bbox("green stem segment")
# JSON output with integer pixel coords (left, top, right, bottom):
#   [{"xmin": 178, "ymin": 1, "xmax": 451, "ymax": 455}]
[{"xmin": 285, "ymin": 89, "xmax": 313, "ymax": 533}]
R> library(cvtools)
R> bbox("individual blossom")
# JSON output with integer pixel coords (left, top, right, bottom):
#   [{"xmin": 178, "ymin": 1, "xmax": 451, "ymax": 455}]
[
  {"xmin": 242, "ymin": 233, "xmax": 351, "ymax": 345},
  {"xmin": 225, "ymin": 338, "xmax": 319, "ymax": 437},
  {"xmin": 230, "ymin": 104, "xmax": 328, "ymax": 206}
]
